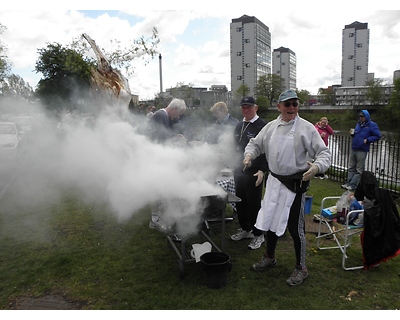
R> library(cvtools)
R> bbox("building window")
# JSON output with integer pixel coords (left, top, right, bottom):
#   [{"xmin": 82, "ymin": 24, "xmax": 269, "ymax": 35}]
[
  {"xmin": 348, "ymin": 55, "xmax": 354, "ymax": 59},
  {"xmin": 348, "ymin": 77, "xmax": 353, "ymax": 81},
  {"xmin": 356, "ymin": 66, "xmax": 362, "ymax": 70},
  {"xmin": 237, "ymin": 76, "xmax": 242, "ymax": 80},
  {"xmin": 276, "ymin": 54, "xmax": 280, "ymax": 58},
  {"xmin": 349, "ymin": 33, "xmax": 354, "ymax": 37},
  {"xmin": 236, "ymin": 27, "xmax": 242, "ymax": 32},
  {"xmin": 245, "ymin": 63, "xmax": 250, "ymax": 68},
  {"xmin": 244, "ymin": 39, "xmax": 250, "ymax": 43},
  {"xmin": 237, "ymin": 52, "xmax": 242, "ymax": 56},
  {"xmin": 282, "ymin": 62, "xmax": 285, "ymax": 65},
  {"xmin": 357, "ymin": 43, "xmax": 363, "ymax": 48}
]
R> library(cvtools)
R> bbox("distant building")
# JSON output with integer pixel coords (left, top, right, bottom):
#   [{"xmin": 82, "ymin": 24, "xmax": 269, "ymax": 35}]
[
  {"xmin": 230, "ymin": 14, "xmax": 271, "ymax": 97},
  {"xmin": 341, "ymin": 21, "xmax": 370, "ymax": 87},
  {"xmin": 394, "ymin": 70, "xmax": 400, "ymax": 82},
  {"xmin": 272, "ymin": 46, "xmax": 296, "ymax": 90}
]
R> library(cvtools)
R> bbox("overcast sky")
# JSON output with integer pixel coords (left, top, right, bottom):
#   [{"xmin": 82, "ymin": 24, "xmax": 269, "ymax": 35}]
[{"xmin": 1, "ymin": 1, "xmax": 399, "ymax": 100}]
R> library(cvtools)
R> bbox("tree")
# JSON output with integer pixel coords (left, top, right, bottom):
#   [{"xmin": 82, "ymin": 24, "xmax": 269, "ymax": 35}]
[
  {"xmin": 35, "ymin": 43, "xmax": 95, "ymax": 112},
  {"xmin": 365, "ymin": 78, "xmax": 385, "ymax": 106},
  {"xmin": 317, "ymin": 87, "xmax": 334, "ymax": 105},
  {"xmin": 234, "ymin": 83, "xmax": 251, "ymax": 102},
  {"xmin": 0, "ymin": 74, "xmax": 33, "ymax": 99},
  {"xmin": 385, "ymin": 78, "xmax": 400, "ymax": 122},
  {"xmin": 168, "ymin": 82, "xmax": 195, "ymax": 107},
  {"xmin": 255, "ymin": 74, "xmax": 285, "ymax": 109},
  {"xmin": 0, "ymin": 23, "xmax": 11, "ymax": 81},
  {"xmin": 35, "ymin": 30, "xmax": 160, "ymax": 113},
  {"xmin": 296, "ymin": 89, "xmax": 311, "ymax": 106}
]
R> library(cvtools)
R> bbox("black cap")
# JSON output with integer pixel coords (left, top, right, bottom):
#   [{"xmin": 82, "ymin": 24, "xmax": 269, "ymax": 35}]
[
  {"xmin": 240, "ymin": 97, "xmax": 256, "ymax": 106},
  {"xmin": 359, "ymin": 112, "xmax": 365, "ymax": 116}
]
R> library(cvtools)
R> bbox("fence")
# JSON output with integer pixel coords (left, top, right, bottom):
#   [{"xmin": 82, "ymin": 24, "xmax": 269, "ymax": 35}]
[{"xmin": 327, "ymin": 134, "xmax": 400, "ymax": 197}]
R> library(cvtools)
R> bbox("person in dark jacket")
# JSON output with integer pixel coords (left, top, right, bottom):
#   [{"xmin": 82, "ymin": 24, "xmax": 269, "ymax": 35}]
[
  {"xmin": 230, "ymin": 97, "xmax": 268, "ymax": 250},
  {"xmin": 354, "ymin": 171, "xmax": 400, "ymax": 269},
  {"xmin": 342, "ymin": 110, "xmax": 381, "ymax": 191}
]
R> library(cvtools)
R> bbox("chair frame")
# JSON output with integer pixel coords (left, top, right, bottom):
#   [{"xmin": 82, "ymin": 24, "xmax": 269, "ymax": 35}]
[{"xmin": 316, "ymin": 196, "xmax": 364, "ymax": 270}]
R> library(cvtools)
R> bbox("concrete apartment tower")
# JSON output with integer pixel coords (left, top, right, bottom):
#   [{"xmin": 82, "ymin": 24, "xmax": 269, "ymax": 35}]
[
  {"xmin": 230, "ymin": 15, "xmax": 271, "ymax": 97},
  {"xmin": 272, "ymin": 46, "xmax": 297, "ymax": 91},
  {"xmin": 341, "ymin": 21, "xmax": 370, "ymax": 87}
]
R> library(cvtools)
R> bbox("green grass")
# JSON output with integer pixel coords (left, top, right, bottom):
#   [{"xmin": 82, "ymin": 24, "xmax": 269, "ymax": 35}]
[{"xmin": 0, "ymin": 178, "xmax": 399, "ymax": 310}]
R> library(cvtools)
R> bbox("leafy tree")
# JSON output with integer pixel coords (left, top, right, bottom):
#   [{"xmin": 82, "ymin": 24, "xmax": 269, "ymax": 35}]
[
  {"xmin": 296, "ymin": 89, "xmax": 311, "ymax": 106},
  {"xmin": 255, "ymin": 95, "xmax": 268, "ymax": 114},
  {"xmin": 231, "ymin": 84, "xmax": 251, "ymax": 109},
  {"xmin": 365, "ymin": 78, "xmax": 384, "ymax": 106},
  {"xmin": 255, "ymin": 74, "xmax": 285, "ymax": 109},
  {"xmin": 0, "ymin": 74, "xmax": 33, "ymax": 99},
  {"xmin": 0, "ymin": 23, "xmax": 11, "ymax": 81},
  {"xmin": 385, "ymin": 78, "xmax": 400, "ymax": 122},
  {"xmin": 167, "ymin": 82, "xmax": 195, "ymax": 107},
  {"xmin": 317, "ymin": 87, "xmax": 334, "ymax": 105},
  {"xmin": 35, "ymin": 43, "xmax": 95, "ymax": 112}
]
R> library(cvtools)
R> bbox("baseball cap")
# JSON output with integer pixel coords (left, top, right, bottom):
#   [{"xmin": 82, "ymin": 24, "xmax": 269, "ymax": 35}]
[
  {"xmin": 359, "ymin": 112, "xmax": 365, "ymax": 116},
  {"xmin": 240, "ymin": 97, "xmax": 256, "ymax": 106},
  {"xmin": 278, "ymin": 90, "xmax": 299, "ymax": 102}
]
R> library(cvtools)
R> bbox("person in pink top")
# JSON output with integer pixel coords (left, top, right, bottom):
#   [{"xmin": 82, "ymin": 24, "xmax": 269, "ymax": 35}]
[{"xmin": 314, "ymin": 117, "xmax": 334, "ymax": 179}]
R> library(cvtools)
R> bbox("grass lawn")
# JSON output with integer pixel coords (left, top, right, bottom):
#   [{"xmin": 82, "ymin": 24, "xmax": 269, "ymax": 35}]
[{"xmin": 0, "ymin": 176, "xmax": 399, "ymax": 311}]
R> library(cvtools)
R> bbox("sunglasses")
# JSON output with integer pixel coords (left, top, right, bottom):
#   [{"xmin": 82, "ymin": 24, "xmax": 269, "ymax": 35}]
[
  {"xmin": 283, "ymin": 101, "xmax": 299, "ymax": 107},
  {"xmin": 359, "ymin": 115, "xmax": 365, "ymax": 117}
]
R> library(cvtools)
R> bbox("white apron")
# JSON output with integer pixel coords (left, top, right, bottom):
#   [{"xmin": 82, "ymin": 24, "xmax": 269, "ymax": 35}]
[{"xmin": 255, "ymin": 119, "xmax": 298, "ymax": 236}]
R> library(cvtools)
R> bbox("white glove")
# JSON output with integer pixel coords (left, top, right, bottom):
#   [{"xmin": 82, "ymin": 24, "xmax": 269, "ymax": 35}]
[
  {"xmin": 243, "ymin": 154, "xmax": 252, "ymax": 172},
  {"xmin": 302, "ymin": 161, "xmax": 319, "ymax": 181},
  {"xmin": 254, "ymin": 170, "xmax": 264, "ymax": 187}
]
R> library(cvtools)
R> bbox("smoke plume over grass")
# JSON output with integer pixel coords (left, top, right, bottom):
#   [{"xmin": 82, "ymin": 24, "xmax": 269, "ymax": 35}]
[{"xmin": 1, "ymin": 102, "xmax": 237, "ymax": 239}]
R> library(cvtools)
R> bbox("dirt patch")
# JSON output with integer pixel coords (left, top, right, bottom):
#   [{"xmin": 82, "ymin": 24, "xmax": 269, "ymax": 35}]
[
  {"xmin": 305, "ymin": 214, "xmax": 331, "ymax": 234},
  {"xmin": 9, "ymin": 294, "xmax": 85, "ymax": 310}
]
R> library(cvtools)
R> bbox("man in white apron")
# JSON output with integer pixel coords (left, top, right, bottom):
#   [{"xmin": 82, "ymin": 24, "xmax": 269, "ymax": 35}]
[{"xmin": 243, "ymin": 90, "xmax": 331, "ymax": 286}]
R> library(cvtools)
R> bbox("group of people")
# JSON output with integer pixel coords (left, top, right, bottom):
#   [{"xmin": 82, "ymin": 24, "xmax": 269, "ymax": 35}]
[{"xmin": 146, "ymin": 89, "xmax": 381, "ymax": 287}]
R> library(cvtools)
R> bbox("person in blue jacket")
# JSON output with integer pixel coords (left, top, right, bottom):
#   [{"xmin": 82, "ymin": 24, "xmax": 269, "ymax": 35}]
[{"xmin": 342, "ymin": 110, "xmax": 381, "ymax": 191}]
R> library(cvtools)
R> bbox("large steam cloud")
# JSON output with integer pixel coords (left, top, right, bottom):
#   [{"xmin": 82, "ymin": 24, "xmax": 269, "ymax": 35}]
[{"xmin": 3, "ymin": 103, "xmax": 237, "ymax": 239}]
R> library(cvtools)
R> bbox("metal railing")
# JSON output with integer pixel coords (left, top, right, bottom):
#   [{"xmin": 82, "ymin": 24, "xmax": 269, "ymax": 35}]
[{"xmin": 327, "ymin": 135, "xmax": 400, "ymax": 196}]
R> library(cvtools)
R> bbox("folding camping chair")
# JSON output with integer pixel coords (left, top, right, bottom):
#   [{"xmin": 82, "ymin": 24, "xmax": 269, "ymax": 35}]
[{"xmin": 316, "ymin": 196, "xmax": 364, "ymax": 271}]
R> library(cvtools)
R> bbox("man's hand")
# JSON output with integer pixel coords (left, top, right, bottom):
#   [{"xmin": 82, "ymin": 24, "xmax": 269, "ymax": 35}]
[
  {"xmin": 243, "ymin": 154, "xmax": 252, "ymax": 172},
  {"xmin": 302, "ymin": 161, "xmax": 319, "ymax": 181},
  {"xmin": 254, "ymin": 170, "xmax": 264, "ymax": 186}
]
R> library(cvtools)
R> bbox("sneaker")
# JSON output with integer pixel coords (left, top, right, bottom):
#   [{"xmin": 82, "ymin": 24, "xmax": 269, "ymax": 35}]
[
  {"xmin": 248, "ymin": 234, "xmax": 265, "ymax": 250},
  {"xmin": 230, "ymin": 228, "xmax": 254, "ymax": 241},
  {"xmin": 324, "ymin": 175, "xmax": 329, "ymax": 179},
  {"xmin": 251, "ymin": 255, "xmax": 277, "ymax": 271},
  {"xmin": 341, "ymin": 184, "xmax": 348, "ymax": 189},
  {"xmin": 286, "ymin": 266, "xmax": 308, "ymax": 286},
  {"xmin": 319, "ymin": 176, "xmax": 324, "ymax": 180},
  {"xmin": 149, "ymin": 219, "xmax": 173, "ymax": 234},
  {"xmin": 345, "ymin": 185, "xmax": 354, "ymax": 191}
]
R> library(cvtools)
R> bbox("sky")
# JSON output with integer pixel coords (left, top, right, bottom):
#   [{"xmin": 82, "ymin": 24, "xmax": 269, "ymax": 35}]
[{"xmin": 1, "ymin": 1, "xmax": 400, "ymax": 100}]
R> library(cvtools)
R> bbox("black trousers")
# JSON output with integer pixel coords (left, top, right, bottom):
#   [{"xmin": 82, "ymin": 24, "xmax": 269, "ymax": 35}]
[
  {"xmin": 265, "ymin": 192, "xmax": 307, "ymax": 268},
  {"xmin": 234, "ymin": 171, "xmax": 263, "ymax": 236}
]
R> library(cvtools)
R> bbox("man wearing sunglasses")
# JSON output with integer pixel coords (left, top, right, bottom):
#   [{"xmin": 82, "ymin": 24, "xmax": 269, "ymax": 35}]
[
  {"xmin": 243, "ymin": 89, "xmax": 331, "ymax": 286},
  {"xmin": 341, "ymin": 110, "xmax": 381, "ymax": 191}
]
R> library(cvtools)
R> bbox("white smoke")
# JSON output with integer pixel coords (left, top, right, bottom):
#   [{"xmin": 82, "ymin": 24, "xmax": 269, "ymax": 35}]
[{"xmin": 3, "ymin": 103, "xmax": 237, "ymax": 239}]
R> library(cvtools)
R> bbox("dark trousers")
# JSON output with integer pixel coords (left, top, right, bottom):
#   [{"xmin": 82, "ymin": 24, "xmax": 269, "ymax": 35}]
[
  {"xmin": 265, "ymin": 192, "xmax": 307, "ymax": 268},
  {"xmin": 234, "ymin": 171, "xmax": 263, "ymax": 236}
]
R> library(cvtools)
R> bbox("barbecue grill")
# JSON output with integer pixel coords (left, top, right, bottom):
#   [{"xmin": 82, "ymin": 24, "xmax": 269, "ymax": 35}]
[{"xmin": 166, "ymin": 192, "xmax": 240, "ymax": 279}]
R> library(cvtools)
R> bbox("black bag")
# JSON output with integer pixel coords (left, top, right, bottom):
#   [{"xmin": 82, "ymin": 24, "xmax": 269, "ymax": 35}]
[{"xmin": 270, "ymin": 171, "xmax": 310, "ymax": 194}]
